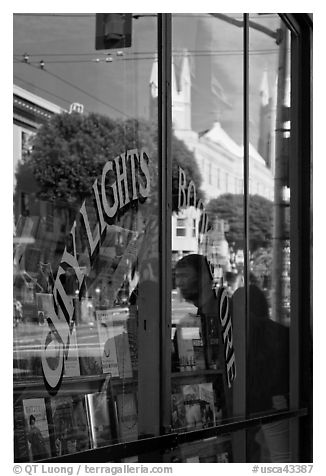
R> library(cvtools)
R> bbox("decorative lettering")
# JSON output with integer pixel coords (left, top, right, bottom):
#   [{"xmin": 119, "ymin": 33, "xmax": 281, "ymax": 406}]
[
  {"xmin": 187, "ymin": 180, "xmax": 196, "ymax": 207},
  {"xmin": 42, "ymin": 148, "xmax": 151, "ymax": 394},
  {"xmin": 101, "ymin": 160, "xmax": 119, "ymax": 219},
  {"xmin": 217, "ymin": 287, "xmax": 236, "ymax": 388},
  {"xmin": 115, "ymin": 152, "xmax": 130, "ymax": 208},
  {"xmin": 139, "ymin": 149, "xmax": 151, "ymax": 198},
  {"xmin": 178, "ymin": 166, "xmax": 208, "ymax": 235},
  {"xmin": 128, "ymin": 149, "xmax": 139, "ymax": 200},
  {"xmin": 178, "ymin": 167, "xmax": 187, "ymax": 209}
]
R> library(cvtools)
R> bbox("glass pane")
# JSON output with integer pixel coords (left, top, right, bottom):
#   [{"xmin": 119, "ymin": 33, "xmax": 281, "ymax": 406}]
[
  {"xmin": 246, "ymin": 13, "xmax": 290, "ymax": 462},
  {"xmin": 13, "ymin": 13, "xmax": 159, "ymax": 462},
  {"xmin": 170, "ymin": 13, "xmax": 244, "ymax": 461}
]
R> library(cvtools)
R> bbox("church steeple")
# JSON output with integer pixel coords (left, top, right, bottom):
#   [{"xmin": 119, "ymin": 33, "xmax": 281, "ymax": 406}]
[
  {"xmin": 148, "ymin": 51, "xmax": 191, "ymax": 132},
  {"xmin": 149, "ymin": 55, "xmax": 158, "ymax": 99},
  {"xmin": 171, "ymin": 51, "xmax": 191, "ymax": 132},
  {"xmin": 149, "ymin": 55, "xmax": 158, "ymax": 119}
]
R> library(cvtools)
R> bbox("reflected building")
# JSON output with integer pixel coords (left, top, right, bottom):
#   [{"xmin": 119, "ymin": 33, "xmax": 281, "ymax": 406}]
[
  {"xmin": 149, "ymin": 53, "xmax": 274, "ymax": 262},
  {"xmin": 13, "ymin": 85, "xmax": 65, "ymax": 188}
]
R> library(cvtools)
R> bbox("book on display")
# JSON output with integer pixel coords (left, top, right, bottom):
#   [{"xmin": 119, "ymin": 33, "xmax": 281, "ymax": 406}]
[{"xmin": 22, "ymin": 398, "xmax": 51, "ymax": 461}]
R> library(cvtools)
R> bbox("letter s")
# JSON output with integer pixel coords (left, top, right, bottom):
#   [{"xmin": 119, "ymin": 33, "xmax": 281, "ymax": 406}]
[
  {"xmin": 219, "ymin": 288, "xmax": 229, "ymax": 327},
  {"xmin": 139, "ymin": 149, "xmax": 150, "ymax": 198}
]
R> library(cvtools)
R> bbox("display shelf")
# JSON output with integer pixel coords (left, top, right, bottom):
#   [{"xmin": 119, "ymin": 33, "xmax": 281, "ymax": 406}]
[
  {"xmin": 14, "ymin": 374, "xmax": 137, "ymax": 400},
  {"xmin": 172, "ymin": 369, "xmax": 223, "ymax": 378}
]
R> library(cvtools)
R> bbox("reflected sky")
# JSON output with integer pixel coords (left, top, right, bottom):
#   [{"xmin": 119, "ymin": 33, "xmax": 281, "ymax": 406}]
[{"xmin": 13, "ymin": 13, "xmax": 282, "ymax": 149}]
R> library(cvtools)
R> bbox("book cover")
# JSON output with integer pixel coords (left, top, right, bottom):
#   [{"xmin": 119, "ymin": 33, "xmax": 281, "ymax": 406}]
[
  {"xmin": 181, "ymin": 384, "xmax": 203, "ymax": 430},
  {"xmin": 115, "ymin": 393, "xmax": 138, "ymax": 442},
  {"xmin": 171, "ymin": 392, "xmax": 187, "ymax": 430},
  {"xmin": 50, "ymin": 396, "xmax": 75, "ymax": 456},
  {"xmin": 85, "ymin": 391, "xmax": 113, "ymax": 448},
  {"xmin": 71, "ymin": 396, "xmax": 92, "ymax": 453},
  {"xmin": 176, "ymin": 326, "xmax": 199, "ymax": 371},
  {"xmin": 50, "ymin": 395, "xmax": 91, "ymax": 456},
  {"xmin": 22, "ymin": 398, "xmax": 51, "ymax": 461},
  {"xmin": 14, "ymin": 403, "xmax": 29, "ymax": 462},
  {"xmin": 181, "ymin": 382, "xmax": 216, "ymax": 430},
  {"xmin": 51, "ymin": 396, "xmax": 90, "ymax": 456},
  {"xmin": 192, "ymin": 337, "xmax": 206, "ymax": 370},
  {"xmin": 201, "ymin": 312, "xmax": 220, "ymax": 370},
  {"xmin": 198, "ymin": 382, "xmax": 216, "ymax": 428},
  {"xmin": 96, "ymin": 309, "xmax": 119, "ymax": 377}
]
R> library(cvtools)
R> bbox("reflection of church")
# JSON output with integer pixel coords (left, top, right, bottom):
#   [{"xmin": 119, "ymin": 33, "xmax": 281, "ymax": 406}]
[{"xmin": 149, "ymin": 53, "xmax": 274, "ymax": 262}]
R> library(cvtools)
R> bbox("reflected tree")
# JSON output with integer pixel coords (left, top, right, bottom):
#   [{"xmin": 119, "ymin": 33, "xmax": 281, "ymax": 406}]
[
  {"xmin": 206, "ymin": 193, "xmax": 273, "ymax": 252},
  {"xmin": 14, "ymin": 111, "xmax": 202, "ymax": 217}
]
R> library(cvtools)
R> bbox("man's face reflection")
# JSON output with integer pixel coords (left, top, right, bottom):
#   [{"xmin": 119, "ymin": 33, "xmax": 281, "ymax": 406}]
[{"xmin": 175, "ymin": 265, "xmax": 199, "ymax": 303}]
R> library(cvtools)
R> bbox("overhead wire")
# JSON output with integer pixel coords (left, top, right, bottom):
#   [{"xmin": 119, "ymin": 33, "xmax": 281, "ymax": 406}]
[
  {"xmin": 13, "ymin": 49, "xmax": 280, "ymax": 63},
  {"xmin": 13, "ymin": 48, "xmax": 279, "ymax": 56},
  {"xmin": 13, "ymin": 75, "xmax": 72, "ymax": 109},
  {"xmin": 13, "ymin": 12, "xmax": 280, "ymax": 118},
  {"xmin": 16, "ymin": 60, "xmax": 132, "ymax": 118},
  {"xmin": 13, "ymin": 50, "xmax": 279, "ymax": 68}
]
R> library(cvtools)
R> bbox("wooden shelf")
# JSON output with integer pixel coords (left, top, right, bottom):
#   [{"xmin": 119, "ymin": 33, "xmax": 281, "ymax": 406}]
[{"xmin": 172, "ymin": 369, "xmax": 223, "ymax": 378}]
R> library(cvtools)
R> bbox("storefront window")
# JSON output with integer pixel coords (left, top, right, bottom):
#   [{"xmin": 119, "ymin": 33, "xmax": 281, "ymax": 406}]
[
  {"xmin": 13, "ymin": 12, "xmax": 312, "ymax": 464},
  {"xmin": 169, "ymin": 13, "xmax": 300, "ymax": 464},
  {"xmin": 13, "ymin": 13, "xmax": 159, "ymax": 462},
  {"xmin": 245, "ymin": 13, "xmax": 291, "ymax": 462},
  {"xmin": 170, "ymin": 13, "xmax": 244, "ymax": 462}
]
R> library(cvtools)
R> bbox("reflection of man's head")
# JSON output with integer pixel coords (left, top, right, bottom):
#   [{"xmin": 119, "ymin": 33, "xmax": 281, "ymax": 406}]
[
  {"xmin": 232, "ymin": 284, "xmax": 269, "ymax": 321},
  {"xmin": 175, "ymin": 254, "xmax": 212, "ymax": 306}
]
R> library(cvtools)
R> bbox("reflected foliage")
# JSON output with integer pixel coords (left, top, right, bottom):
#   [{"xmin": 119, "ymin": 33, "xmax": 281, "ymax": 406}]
[
  {"xmin": 206, "ymin": 193, "xmax": 273, "ymax": 251},
  {"xmin": 14, "ymin": 111, "xmax": 202, "ymax": 215}
]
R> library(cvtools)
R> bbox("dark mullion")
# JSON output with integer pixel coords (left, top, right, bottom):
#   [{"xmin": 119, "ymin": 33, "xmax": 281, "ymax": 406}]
[
  {"xmin": 243, "ymin": 12, "xmax": 250, "ymax": 461},
  {"xmin": 278, "ymin": 14, "xmax": 313, "ymax": 462},
  {"xmin": 158, "ymin": 13, "xmax": 172, "ymax": 436},
  {"xmin": 292, "ymin": 14, "xmax": 313, "ymax": 463},
  {"xmin": 282, "ymin": 13, "xmax": 301, "ymax": 462}
]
